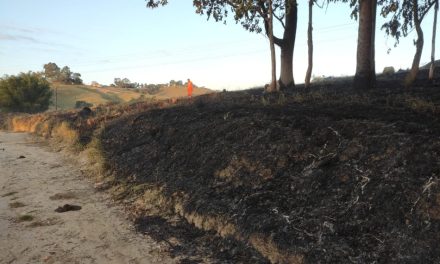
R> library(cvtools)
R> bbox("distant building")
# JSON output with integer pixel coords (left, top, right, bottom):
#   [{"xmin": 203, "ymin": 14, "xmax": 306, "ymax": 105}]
[{"xmin": 91, "ymin": 81, "xmax": 102, "ymax": 88}]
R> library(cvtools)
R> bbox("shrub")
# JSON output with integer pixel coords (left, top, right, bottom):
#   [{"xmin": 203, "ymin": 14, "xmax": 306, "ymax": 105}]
[
  {"xmin": 0, "ymin": 72, "xmax": 52, "ymax": 113},
  {"xmin": 75, "ymin": 100, "xmax": 93, "ymax": 109},
  {"xmin": 382, "ymin": 66, "xmax": 395, "ymax": 76}
]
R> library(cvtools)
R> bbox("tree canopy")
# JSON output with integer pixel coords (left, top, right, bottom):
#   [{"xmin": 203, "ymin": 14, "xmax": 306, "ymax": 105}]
[
  {"xmin": 381, "ymin": 0, "xmax": 437, "ymax": 46},
  {"xmin": 43, "ymin": 62, "xmax": 83, "ymax": 85},
  {"xmin": 149, "ymin": 1, "xmax": 438, "ymax": 89},
  {"xmin": 0, "ymin": 72, "xmax": 53, "ymax": 113},
  {"xmin": 114, "ymin": 77, "xmax": 137, "ymax": 88},
  {"xmin": 147, "ymin": 0, "xmax": 298, "ymax": 89},
  {"xmin": 380, "ymin": 0, "xmax": 437, "ymax": 86}
]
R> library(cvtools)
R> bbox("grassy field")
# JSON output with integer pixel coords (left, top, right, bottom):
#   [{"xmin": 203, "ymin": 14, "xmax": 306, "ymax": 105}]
[
  {"xmin": 49, "ymin": 84, "xmax": 142, "ymax": 110},
  {"xmin": 50, "ymin": 84, "xmax": 213, "ymax": 110}
]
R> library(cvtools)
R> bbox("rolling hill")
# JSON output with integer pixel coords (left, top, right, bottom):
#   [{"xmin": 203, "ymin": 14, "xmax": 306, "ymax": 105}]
[{"xmin": 50, "ymin": 84, "xmax": 214, "ymax": 110}]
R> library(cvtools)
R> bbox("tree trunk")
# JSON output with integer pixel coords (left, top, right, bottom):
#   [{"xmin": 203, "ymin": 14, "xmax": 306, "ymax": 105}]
[
  {"xmin": 267, "ymin": 0, "xmax": 277, "ymax": 92},
  {"xmin": 429, "ymin": 0, "xmax": 438, "ymax": 81},
  {"xmin": 353, "ymin": 0, "xmax": 377, "ymax": 90},
  {"xmin": 305, "ymin": 0, "xmax": 313, "ymax": 89},
  {"xmin": 405, "ymin": 0, "xmax": 424, "ymax": 88},
  {"xmin": 276, "ymin": 0, "xmax": 297, "ymax": 89}
]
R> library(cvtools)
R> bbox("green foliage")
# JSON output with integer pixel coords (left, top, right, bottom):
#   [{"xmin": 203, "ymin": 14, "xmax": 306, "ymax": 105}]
[
  {"xmin": 75, "ymin": 100, "xmax": 93, "ymax": 109},
  {"xmin": 169, "ymin": 80, "xmax": 184, "ymax": 86},
  {"xmin": 114, "ymin": 77, "xmax": 137, "ymax": 88},
  {"xmin": 43, "ymin": 62, "xmax": 83, "ymax": 85},
  {"xmin": 147, "ymin": 0, "xmax": 298, "ymax": 88},
  {"xmin": 43, "ymin": 62, "xmax": 60, "ymax": 81},
  {"xmin": 59, "ymin": 66, "xmax": 72, "ymax": 83},
  {"xmin": 147, "ymin": 0, "xmax": 293, "ymax": 40},
  {"xmin": 381, "ymin": 0, "xmax": 436, "ymax": 46},
  {"xmin": 0, "ymin": 72, "xmax": 53, "ymax": 113}
]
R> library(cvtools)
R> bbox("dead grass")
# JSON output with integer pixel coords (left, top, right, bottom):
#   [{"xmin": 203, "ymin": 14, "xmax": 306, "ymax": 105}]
[
  {"xmin": 10, "ymin": 115, "xmax": 46, "ymax": 133},
  {"xmin": 51, "ymin": 121, "xmax": 78, "ymax": 145},
  {"xmin": 49, "ymin": 84, "xmax": 213, "ymax": 110},
  {"xmin": 51, "ymin": 84, "xmax": 142, "ymax": 110},
  {"xmin": 131, "ymin": 183, "xmax": 300, "ymax": 263},
  {"xmin": 249, "ymin": 234, "xmax": 305, "ymax": 264},
  {"xmin": 84, "ymin": 137, "xmax": 107, "ymax": 179}
]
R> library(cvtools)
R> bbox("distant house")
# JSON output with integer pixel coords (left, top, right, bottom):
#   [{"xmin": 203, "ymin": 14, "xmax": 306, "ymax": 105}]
[{"xmin": 91, "ymin": 81, "xmax": 102, "ymax": 88}]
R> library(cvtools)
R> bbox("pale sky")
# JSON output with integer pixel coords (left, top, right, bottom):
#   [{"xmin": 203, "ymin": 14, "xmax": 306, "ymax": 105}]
[{"xmin": 0, "ymin": 1, "xmax": 437, "ymax": 90}]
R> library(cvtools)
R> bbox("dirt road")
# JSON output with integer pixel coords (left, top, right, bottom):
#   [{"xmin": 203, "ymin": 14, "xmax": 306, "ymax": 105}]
[{"xmin": 0, "ymin": 132, "xmax": 174, "ymax": 264}]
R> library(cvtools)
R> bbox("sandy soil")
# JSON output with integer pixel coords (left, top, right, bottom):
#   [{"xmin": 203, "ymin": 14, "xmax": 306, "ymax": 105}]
[{"xmin": 0, "ymin": 132, "xmax": 175, "ymax": 264}]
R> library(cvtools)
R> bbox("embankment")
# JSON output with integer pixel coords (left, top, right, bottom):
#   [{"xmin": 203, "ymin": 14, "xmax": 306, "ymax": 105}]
[{"xmin": 2, "ymin": 86, "xmax": 440, "ymax": 263}]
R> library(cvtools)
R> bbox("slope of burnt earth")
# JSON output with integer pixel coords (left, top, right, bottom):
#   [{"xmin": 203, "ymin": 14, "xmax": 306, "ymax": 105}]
[{"xmin": 99, "ymin": 82, "xmax": 439, "ymax": 263}]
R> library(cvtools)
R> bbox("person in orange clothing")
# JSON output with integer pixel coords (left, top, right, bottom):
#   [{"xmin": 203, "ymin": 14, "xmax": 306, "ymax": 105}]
[{"xmin": 187, "ymin": 78, "xmax": 193, "ymax": 98}]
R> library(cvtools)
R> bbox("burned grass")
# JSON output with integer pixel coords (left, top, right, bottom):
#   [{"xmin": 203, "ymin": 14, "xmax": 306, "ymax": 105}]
[
  {"xmin": 3, "ymin": 78, "xmax": 440, "ymax": 263},
  {"xmin": 134, "ymin": 215, "xmax": 268, "ymax": 264},
  {"xmin": 99, "ymin": 83, "xmax": 440, "ymax": 263}
]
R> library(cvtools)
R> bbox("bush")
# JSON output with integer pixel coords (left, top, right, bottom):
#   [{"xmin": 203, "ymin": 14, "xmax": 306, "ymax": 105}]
[
  {"xmin": 75, "ymin": 100, "xmax": 93, "ymax": 109},
  {"xmin": 382, "ymin": 66, "xmax": 395, "ymax": 76},
  {"xmin": 0, "ymin": 72, "xmax": 52, "ymax": 113}
]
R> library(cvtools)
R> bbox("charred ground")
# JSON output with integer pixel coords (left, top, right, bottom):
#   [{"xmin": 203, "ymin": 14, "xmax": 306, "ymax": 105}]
[
  {"xmin": 3, "ymin": 75, "xmax": 440, "ymax": 263},
  {"xmin": 98, "ymin": 79, "xmax": 440, "ymax": 263}
]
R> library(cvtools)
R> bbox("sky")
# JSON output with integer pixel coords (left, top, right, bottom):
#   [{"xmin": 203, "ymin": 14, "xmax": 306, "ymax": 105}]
[{"xmin": 0, "ymin": 1, "xmax": 437, "ymax": 90}]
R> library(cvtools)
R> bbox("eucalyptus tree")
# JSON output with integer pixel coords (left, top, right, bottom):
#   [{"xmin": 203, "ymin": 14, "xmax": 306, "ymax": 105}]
[
  {"xmin": 43, "ymin": 62, "xmax": 61, "ymax": 81},
  {"xmin": 328, "ymin": 0, "xmax": 378, "ymax": 90},
  {"xmin": 305, "ymin": 0, "xmax": 325, "ymax": 89},
  {"xmin": 354, "ymin": 0, "xmax": 377, "ymax": 90},
  {"xmin": 381, "ymin": 0, "xmax": 437, "ymax": 87},
  {"xmin": 305, "ymin": 0, "xmax": 314, "ymax": 89},
  {"xmin": 147, "ymin": 0, "xmax": 299, "ymax": 90},
  {"xmin": 429, "ymin": 0, "xmax": 438, "ymax": 81}
]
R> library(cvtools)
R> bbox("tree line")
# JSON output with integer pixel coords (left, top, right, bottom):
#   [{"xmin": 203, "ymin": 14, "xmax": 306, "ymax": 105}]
[
  {"xmin": 112, "ymin": 78, "xmax": 196, "ymax": 94},
  {"xmin": 147, "ymin": 0, "xmax": 439, "ymax": 91},
  {"xmin": 43, "ymin": 62, "xmax": 83, "ymax": 85},
  {"xmin": 0, "ymin": 62, "xmax": 84, "ymax": 113}
]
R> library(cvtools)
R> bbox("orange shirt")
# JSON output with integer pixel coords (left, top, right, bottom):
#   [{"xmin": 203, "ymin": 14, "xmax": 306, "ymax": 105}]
[{"xmin": 187, "ymin": 80, "xmax": 193, "ymax": 96}]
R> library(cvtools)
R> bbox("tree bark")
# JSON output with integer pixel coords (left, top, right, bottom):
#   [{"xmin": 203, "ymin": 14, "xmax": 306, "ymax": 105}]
[
  {"xmin": 429, "ymin": 0, "xmax": 438, "ymax": 81},
  {"xmin": 305, "ymin": 0, "xmax": 314, "ymax": 89},
  {"xmin": 405, "ymin": 0, "xmax": 424, "ymax": 88},
  {"xmin": 267, "ymin": 0, "xmax": 277, "ymax": 92},
  {"xmin": 277, "ymin": 0, "xmax": 297, "ymax": 89},
  {"xmin": 353, "ymin": 0, "xmax": 377, "ymax": 90}
]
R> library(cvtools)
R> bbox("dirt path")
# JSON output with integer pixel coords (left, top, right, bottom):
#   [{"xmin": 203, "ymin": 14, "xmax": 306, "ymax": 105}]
[{"xmin": 0, "ymin": 132, "xmax": 175, "ymax": 264}]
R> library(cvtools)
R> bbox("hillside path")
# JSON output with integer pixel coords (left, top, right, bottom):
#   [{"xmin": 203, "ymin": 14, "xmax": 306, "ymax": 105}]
[{"xmin": 0, "ymin": 132, "xmax": 174, "ymax": 264}]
